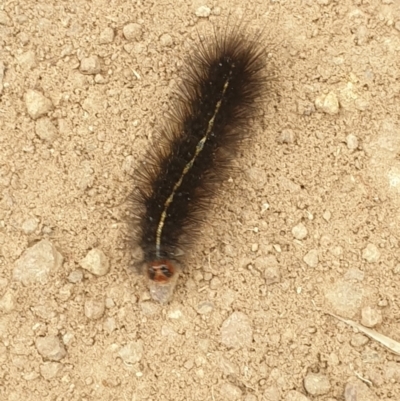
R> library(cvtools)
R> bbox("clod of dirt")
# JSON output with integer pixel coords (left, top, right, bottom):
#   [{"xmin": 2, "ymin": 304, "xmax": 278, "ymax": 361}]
[
  {"xmin": 303, "ymin": 373, "xmax": 331, "ymax": 396},
  {"xmin": 35, "ymin": 335, "xmax": 67, "ymax": 361},
  {"xmin": 80, "ymin": 248, "xmax": 109, "ymax": 276},
  {"xmin": 361, "ymin": 306, "xmax": 382, "ymax": 328},
  {"xmin": 13, "ymin": 239, "xmax": 64, "ymax": 285},
  {"xmin": 220, "ymin": 311, "xmax": 253, "ymax": 348},
  {"xmin": 25, "ymin": 89, "xmax": 53, "ymax": 120}
]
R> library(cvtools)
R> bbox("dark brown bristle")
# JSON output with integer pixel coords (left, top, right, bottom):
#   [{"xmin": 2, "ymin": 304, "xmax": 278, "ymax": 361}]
[{"xmin": 129, "ymin": 24, "xmax": 269, "ymax": 301}]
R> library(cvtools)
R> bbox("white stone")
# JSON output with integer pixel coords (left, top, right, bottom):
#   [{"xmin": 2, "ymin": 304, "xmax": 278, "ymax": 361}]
[
  {"xmin": 80, "ymin": 248, "xmax": 109, "ymax": 276},
  {"xmin": 35, "ymin": 336, "xmax": 67, "ymax": 361},
  {"xmin": 0, "ymin": 290, "xmax": 15, "ymax": 313},
  {"xmin": 303, "ymin": 249, "xmax": 318, "ymax": 267},
  {"xmin": 118, "ymin": 340, "xmax": 144, "ymax": 364},
  {"xmin": 285, "ymin": 390, "xmax": 310, "ymax": 401},
  {"xmin": 123, "ymin": 23, "xmax": 142, "ymax": 41},
  {"xmin": 35, "ymin": 118, "xmax": 58, "ymax": 142},
  {"xmin": 84, "ymin": 298, "xmax": 105, "ymax": 320},
  {"xmin": 292, "ymin": 223, "xmax": 308, "ymax": 240},
  {"xmin": 99, "ymin": 27, "xmax": 114, "ymax": 44},
  {"xmin": 160, "ymin": 33, "xmax": 173, "ymax": 47},
  {"xmin": 315, "ymin": 92, "xmax": 339, "ymax": 115},
  {"xmin": 361, "ymin": 306, "xmax": 382, "ymax": 328},
  {"xmin": 13, "ymin": 240, "xmax": 64, "ymax": 285},
  {"xmin": 220, "ymin": 312, "xmax": 253, "ymax": 348},
  {"xmin": 195, "ymin": 6, "xmax": 211, "ymax": 17},
  {"xmin": 362, "ymin": 243, "xmax": 380, "ymax": 263},
  {"xmin": 80, "ymin": 56, "xmax": 101, "ymax": 75},
  {"xmin": 304, "ymin": 373, "xmax": 331, "ymax": 396},
  {"xmin": 25, "ymin": 90, "xmax": 53, "ymax": 120},
  {"xmin": 21, "ymin": 217, "xmax": 39, "ymax": 234},
  {"xmin": 40, "ymin": 362, "xmax": 63, "ymax": 380},
  {"xmin": 346, "ymin": 134, "xmax": 359, "ymax": 150},
  {"xmin": 219, "ymin": 382, "xmax": 242, "ymax": 399}
]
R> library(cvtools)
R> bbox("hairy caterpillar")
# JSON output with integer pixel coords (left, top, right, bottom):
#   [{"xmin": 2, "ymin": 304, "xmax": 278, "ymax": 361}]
[{"xmin": 130, "ymin": 22, "xmax": 269, "ymax": 303}]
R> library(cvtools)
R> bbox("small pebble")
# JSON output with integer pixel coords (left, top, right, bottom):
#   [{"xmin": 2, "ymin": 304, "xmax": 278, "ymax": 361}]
[
  {"xmin": 346, "ymin": 134, "xmax": 358, "ymax": 150},
  {"xmin": 361, "ymin": 306, "xmax": 382, "ymax": 328},
  {"xmin": 285, "ymin": 390, "xmax": 310, "ymax": 401},
  {"xmin": 303, "ymin": 249, "xmax": 319, "ymax": 267},
  {"xmin": 350, "ymin": 333, "xmax": 369, "ymax": 348},
  {"xmin": 304, "ymin": 373, "xmax": 331, "ymax": 396},
  {"xmin": 0, "ymin": 290, "xmax": 15, "ymax": 313},
  {"xmin": 80, "ymin": 248, "xmax": 109, "ymax": 276},
  {"xmin": 159, "ymin": 33, "xmax": 173, "ymax": 47},
  {"xmin": 35, "ymin": 118, "xmax": 58, "ymax": 142},
  {"xmin": 25, "ymin": 90, "xmax": 53, "ymax": 120},
  {"xmin": 35, "ymin": 336, "xmax": 67, "ymax": 361},
  {"xmin": 219, "ymin": 382, "xmax": 242, "ymax": 400},
  {"xmin": 40, "ymin": 362, "xmax": 63, "ymax": 380},
  {"xmin": 196, "ymin": 301, "xmax": 214, "ymax": 314},
  {"xmin": 99, "ymin": 27, "xmax": 114, "ymax": 44},
  {"xmin": 84, "ymin": 298, "xmax": 105, "ymax": 320},
  {"xmin": 323, "ymin": 211, "xmax": 331, "ymax": 221},
  {"xmin": 292, "ymin": 222, "xmax": 308, "ymax": 240},
  {"xmin": 21, "ymin": 217, "xmax": 39, "ymax": 234},
  {"xmin": 80, "ymin": 56, "xmax": 101, "ymax": 75},
  {"xmin": 362, "ymin": 243, "xmax": 380, "ymax": 263},
  {"xmin": 210, "ymin": 276, "xmax": 221, "ymax": 290},
  {"xmin": 103, "ymin": 317, "xmax": 117, "ymax": 333},
  {"xmin": 13, "ymin": 240, "xmax": 64, "ymax": 285},
  {"xmin": 195, "ymin": 6, "xmax": 211, "ymax": 17},
  {"xmin": 324, "ymin": 280, "xmax": 363, "ymax": 317},
  {"xmin": 344, "ymin": 380, "xmax": 376, "ymax": 401},
  {"xmin": 118, "ymin": 340, "xmax": 144, "ymax": 364},
  {"xmin": 277, "ymin": 129, "xmax": 296, "ymax": 144},
  {"xmin": 0, "ymin": 61, "xmax": 5, "ymax": 95},
  {"xmin": 123, "ymin": 23, "xmax": 142, "ymax": 41},
  {"xmin": 220, "ymin": 311, "xmax": 253, "ymax": 348},
  {"xmin": 67, "ymin": 270, "xmax": 83, "ymax": 283},
  {"xmin": 251, "ymin": 243, "xmax": 259, "ymax": 252},
  {"xmin": 315, "ymin": 92, "xmax": 339, "ymax": 115}
]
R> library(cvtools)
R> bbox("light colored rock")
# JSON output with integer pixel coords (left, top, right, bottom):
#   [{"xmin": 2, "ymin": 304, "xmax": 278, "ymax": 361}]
[
  {"xmin": 346, "ymin": 134, "xmax": 358, "ymax": 150},
  {"xmin": 324, "ymin": 279, "xmax": 364, "ymax": 318},
  {"xmin": 220, "ymin": 311, "xmax": 253, "ymax": 348},
  {"xmin": 123, "ymin": 23, "xmax": 142, "ymax": 41},
  {"xmin": 304, "ymin": 373, "xmax": 331, "ymax": 396},
  {"xmin": 315, "ymin": 91, "xmax": 339, "ymax": 115},
  {"xmin": 67, "ymin": 270, "xmax": 83, "ymax": 283},
  {"xmin": 303, "ymin": 249, "xmax": 318, "ymax": 267},
  {"xmin": 35, "ymin": 118, "xmax": 58, "ymax": 142},
  {"xmin": 285, "ymin": 390, "xmax": 310, "ymax": 401},
  {"xmin": 25, "ymin": 90, "xmax": 53, "ymax": 120},
  {"xmin": 220, "ymin": 382, "xmax": 242, "ymax": 399},
  {"xmin": 118, "ymin": 340, "xmax": 144, "ymax": 364},
  {"xmin": 361, "ymin": 306, "xmax": 382, "ymax": 328},
  {"xmin": 40, "ymin": 362, "xmax": 63, "ymax": 380},
  {"xmin": 21, "ymin": 217, "xmax": 39, "ymax": 234},
  {"xmin": 344, "ymin": 380, "xmax": 378, "ymax": 401},
  {"xmin": 80, "ymin": 248, "xmax": 109, "ymax": 276},
  {"xmin": 103, "ymin": 317, "xmax": 117, "ymax": 333},
  {"xmin": 80, "ymin": 56, "xmax": 101, "ymax": 75},
  {"xmin": 84, "ymin": 298, "xmax": 105, "ymax": 320},
  {"xmin": 196, "ymin": 301, "xmax": 214, "ymax": 314},
  {"xmin": 350, "ymin": 333, "xmax": 369, "ymax": 347},
  {"xmin": 16, "ymin": 50, "xmax": 36, "ymax": 69},
  {"xmin": 277, "ymin": 129, "xmax": 296, "ymax": 144},
  {"xmin": 35, "ymin": 336, "xmax": 66, "ymax": 361},
  {"xmin": 292, "ymin": 223, "xmax": 308, "ymax": 240},
  {"xmin": 160, "ymin": 33, "xmax": 173, "ymax": 47},
  {"xmin": 13, "ymin": 240, "xmax": 63, "ymax": 285},
  {"xmin": 0, "ymin": 290, "xmax": 16, "ymax": 313},
  {"xmin": 99, "ymin": 27, "xmax": 114, "ymax": 44},
  {"xmin": 362, "ymin": 243, "xmax": 380, "ymax": 263},
  {"xmin": 195, "ymin": 6, "xmax": 211, "ymax": 17},
  {"xmin": 0, "ymin": 61, "xmax": 5, "ymax": 95}
]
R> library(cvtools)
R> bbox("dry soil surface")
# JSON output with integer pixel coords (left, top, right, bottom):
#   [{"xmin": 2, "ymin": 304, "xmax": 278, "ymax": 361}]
[{"xmin": 1, "ymin": 0, "xmax": 400, "ymax": 400}]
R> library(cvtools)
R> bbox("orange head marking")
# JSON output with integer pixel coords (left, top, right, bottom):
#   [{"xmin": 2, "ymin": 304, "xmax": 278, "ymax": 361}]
[{"xmin": 147, "ymin": 259, "xmax": 176, "ymax": 283}]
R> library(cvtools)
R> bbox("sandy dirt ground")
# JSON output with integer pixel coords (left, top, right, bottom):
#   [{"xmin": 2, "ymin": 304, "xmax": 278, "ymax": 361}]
[{"xmin": 1, "ymin": 0, "xmax": 400, "ymax": 400}]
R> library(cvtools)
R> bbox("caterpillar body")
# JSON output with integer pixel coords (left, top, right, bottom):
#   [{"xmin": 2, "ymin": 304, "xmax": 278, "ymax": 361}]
[{"xmin": 130, "ymin": 24, "xmax": 268, "ymax": 303}]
